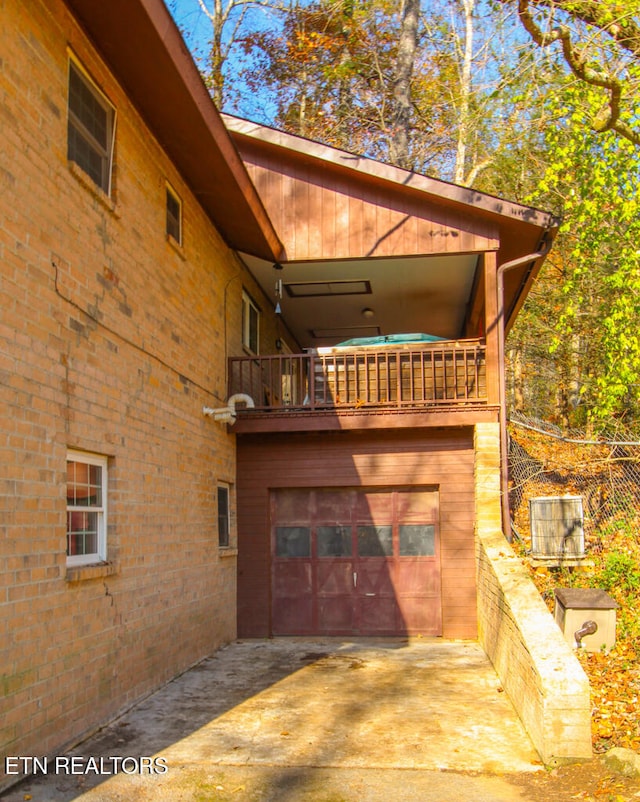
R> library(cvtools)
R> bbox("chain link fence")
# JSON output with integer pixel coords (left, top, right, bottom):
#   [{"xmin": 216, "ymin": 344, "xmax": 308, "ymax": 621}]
[{"xmin": 508, "ymin": 412, "xmax": 640, "ymax": 556}]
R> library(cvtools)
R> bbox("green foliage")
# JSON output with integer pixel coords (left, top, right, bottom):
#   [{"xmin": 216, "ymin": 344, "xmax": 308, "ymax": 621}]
[
  {"xmin": 524, "ymin": 80, "xmax": 640, "ymax": 424},
  {"xmin": 598, "ymin": 551, "xmax": 640, "ymax": 595}
]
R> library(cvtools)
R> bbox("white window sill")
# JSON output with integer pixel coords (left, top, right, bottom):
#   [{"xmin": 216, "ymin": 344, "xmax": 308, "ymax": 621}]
[
  {"xmin": 218, "ymin": 548, "xmax": 238, "ymax": 558},
  {"xmin": 66, "ymin": 561, "xmax": 117, "ymax": 583}
]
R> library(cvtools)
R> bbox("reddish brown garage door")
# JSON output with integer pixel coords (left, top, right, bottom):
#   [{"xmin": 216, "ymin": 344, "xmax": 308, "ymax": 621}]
[{"xmin": 271, "ymin": 488, "xmax": 442, "ymax": 636}]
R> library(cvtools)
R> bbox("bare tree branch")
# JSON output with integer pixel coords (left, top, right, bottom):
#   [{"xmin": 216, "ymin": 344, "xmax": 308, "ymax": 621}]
[
  {"xmin": 517, "ymin": 0, "xmax": 640, "ymax": 58},
  {"xmin": 504, "ymin": 0, "xmax": 640, "ymax": 146},
  {"xmin": 195, "ymin": 0, "xmax": 289, "ymax": 106}
]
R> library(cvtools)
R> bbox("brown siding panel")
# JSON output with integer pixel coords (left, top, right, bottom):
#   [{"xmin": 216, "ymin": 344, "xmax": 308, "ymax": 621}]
[
  {"xmin": 237, "ymin": 428, "xmax": 477, "ymax": 639},
  {"xmin": 238, "ymin": 150, "xmax": 499, "ymax": 261}
]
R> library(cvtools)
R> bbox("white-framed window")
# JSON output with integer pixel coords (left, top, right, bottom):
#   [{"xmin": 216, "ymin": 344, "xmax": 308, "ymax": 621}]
[
  {"xmin": 67, "ymin": 58, "xmax": 116, "ymax": 195},
  {"xmin": 242, "ymin": 291, "xmax": 260, "ymax": 354},
  {"xmin": 166, "ymin": 183, "xmax": 182, "ymax": 244},
  {"xmin": 66, "ymin": 450, "xmax": 108, "ymax": 566},
  {"xmin": 217, "ymin": 484, "xmax": 230, "ymax": 548}
]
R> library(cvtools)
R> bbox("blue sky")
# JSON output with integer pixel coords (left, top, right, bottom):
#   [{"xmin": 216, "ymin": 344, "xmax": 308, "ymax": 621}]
[
  {"xmin": 168, "ymin": 0, "xmax": 213, "ymax": 55},
  {"xmin": 168, "ymin": 0, "xmax": 285, "ymax": 121}
]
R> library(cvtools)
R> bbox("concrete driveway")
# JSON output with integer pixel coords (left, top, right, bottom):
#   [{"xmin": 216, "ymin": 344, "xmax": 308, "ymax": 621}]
[{"xmin": 1, "ymin": 638, "xmax": 542, "ymax": 802}]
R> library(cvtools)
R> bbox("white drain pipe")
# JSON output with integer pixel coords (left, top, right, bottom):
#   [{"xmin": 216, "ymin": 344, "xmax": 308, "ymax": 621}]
[{"xmin": 203, "ymin": 393, "xmax": 255, "ymax": 425}]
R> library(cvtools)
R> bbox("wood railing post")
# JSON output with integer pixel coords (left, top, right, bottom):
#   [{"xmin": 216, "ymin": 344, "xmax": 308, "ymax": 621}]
[
  {"xmin": 228, "ymin": 342, "xmax": 487, "ymax": 415},
  {"xmin": 483, "ymin": 252, "xmax": 501, "ymax": 406}
]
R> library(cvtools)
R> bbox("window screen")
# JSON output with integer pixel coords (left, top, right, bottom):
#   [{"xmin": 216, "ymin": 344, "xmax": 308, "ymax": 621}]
[
  {"xmin": 218, "ymin": 485, "xmax": 230, "ymax": 547},
  {"xmin": 166, "ymin": 185, "xmax": 182, "ymax": 243},
  {"xmin": 67, "ymin": 62, "xmax": 115, "ymax": 194}
]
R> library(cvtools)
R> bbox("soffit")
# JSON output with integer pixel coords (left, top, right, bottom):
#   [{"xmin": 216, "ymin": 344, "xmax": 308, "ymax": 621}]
[{"xmin": 241, "ymin": 253, "xmax": 479, "ymax": 350}]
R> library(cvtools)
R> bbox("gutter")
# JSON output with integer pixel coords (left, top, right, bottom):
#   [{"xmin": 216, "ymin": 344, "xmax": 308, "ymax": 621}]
[{"xmin": 497, "ymin": 235, "xmax": 554, "ymax": 540}]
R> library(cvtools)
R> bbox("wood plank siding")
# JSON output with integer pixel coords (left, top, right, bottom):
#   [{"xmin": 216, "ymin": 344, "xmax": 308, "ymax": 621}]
[
  {"xmin": 236, "ymin": 428, "xmax": 477, "ymax": 640},
  {"xmin": 238, "ymin": 143, "xmax": 500, "ymax": 262}
]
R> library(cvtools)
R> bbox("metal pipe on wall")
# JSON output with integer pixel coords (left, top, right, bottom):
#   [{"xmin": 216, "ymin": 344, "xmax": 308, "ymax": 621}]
[{"xmin": 496, "ymin": 239, "xmax": 553, "ymax": 540}]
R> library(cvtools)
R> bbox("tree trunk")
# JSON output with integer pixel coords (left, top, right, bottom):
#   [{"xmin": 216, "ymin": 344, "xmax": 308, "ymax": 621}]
[
  {"xmin": 389, "ymin": 0, "xmax": 420, "ymax": 169},
  {"xmin": 509, "ymin": 347, "xmax": 525, "ymax": 411},
  {"xmin": 454, "ymin": 0, "xmax": 474, "ymax": 184},
  {"xmin": 208, "ymin": 0, "xmax": 225, "ymax": 108}
]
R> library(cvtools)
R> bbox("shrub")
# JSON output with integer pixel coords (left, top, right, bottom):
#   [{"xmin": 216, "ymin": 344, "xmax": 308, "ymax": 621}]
[{"xmin": 598, "ymin": 551, "xmax": 640, "ymax": 595}]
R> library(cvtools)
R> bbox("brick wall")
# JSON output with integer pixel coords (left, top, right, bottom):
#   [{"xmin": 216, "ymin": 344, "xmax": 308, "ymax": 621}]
[
  {"xmin": 0, "ymin": 0, "xmax": 277, "ymax": 784},
  {"xmin": 474, "ymin": 423, "xmax": 592, "ymax": 764}
]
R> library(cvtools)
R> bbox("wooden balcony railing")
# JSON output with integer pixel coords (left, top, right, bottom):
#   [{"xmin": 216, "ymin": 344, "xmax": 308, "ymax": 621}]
[{"xmin": 228, "ymin": 340, "xmax": 487, "ymax": 414}]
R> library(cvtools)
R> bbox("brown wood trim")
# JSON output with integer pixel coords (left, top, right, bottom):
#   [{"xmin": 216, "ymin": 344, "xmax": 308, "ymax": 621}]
[
  {"xmin": 233, "ymin": 407, "xmax": 499, "ymax": 434},
  {"xmin": 483, "ymin": 252, "xmax": 500, "ymax": 406},
  {"xmin": 224, "ymin": 115, "xmax": 557, "ymax": 233}
]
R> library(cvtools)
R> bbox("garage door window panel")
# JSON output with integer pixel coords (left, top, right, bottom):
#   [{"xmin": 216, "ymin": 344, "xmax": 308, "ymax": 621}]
[
  {"xmin": 357, "ymin": 524, "xmax": 393, "ymax": 557},
  {"xmin": 275, "ymin": 526, "xmax": 311, "ymax": 557},
  {"xmin": 317, "ymin": 525, "xmax": 352, "ymax": 557},
  {"xmin": 399, "ymin": 524, "xmax": 436, "ymax": 556}
]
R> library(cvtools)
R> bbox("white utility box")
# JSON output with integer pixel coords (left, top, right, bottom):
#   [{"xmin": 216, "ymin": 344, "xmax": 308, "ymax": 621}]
[{"xmin": 554, "ymin": 587, "xmax": 618, "ymax": 653}]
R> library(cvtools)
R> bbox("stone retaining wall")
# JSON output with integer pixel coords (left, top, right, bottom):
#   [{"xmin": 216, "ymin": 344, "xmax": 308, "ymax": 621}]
[{"xmin": 474, "ymin": 423, "xmax": 592, "ymax": 764}]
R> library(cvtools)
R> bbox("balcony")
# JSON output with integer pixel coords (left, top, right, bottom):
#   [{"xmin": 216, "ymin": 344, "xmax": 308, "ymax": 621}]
[{"xmin": 228, "ymin": 340, "xmax": 490, "ymax": 432}]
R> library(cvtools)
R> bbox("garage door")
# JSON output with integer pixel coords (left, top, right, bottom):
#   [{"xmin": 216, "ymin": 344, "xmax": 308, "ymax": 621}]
[{"xmin": 271, "ymin": 488, "xmax": 442, "ymax": 636}]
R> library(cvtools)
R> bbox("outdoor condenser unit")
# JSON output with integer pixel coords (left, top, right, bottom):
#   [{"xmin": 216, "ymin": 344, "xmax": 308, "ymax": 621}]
[{"xmin": 529, "ymin": 496, "xmax": 585, "ymax": 559}]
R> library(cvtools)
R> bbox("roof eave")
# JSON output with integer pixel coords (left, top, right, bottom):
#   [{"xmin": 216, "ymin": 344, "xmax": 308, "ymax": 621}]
[
  {"xmin": 223, "ymin": 114, "xmax": 560, "ymax": 238},
  {"xmin": 63, "ymin": 0, "xmax": 284, "ymax": 262}
]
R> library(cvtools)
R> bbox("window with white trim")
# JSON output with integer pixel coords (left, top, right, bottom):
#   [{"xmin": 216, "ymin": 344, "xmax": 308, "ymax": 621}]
[
  {"xmin": 67, "ymin": 60, "xmax": 116, "ymax": 195},
  {"xmin": 242, "ymin": 291, "xmax": 260, "ymax": 354},
  {"xmin": 66, "ymin": 451, "xmax": 108, "ymax": 566},
  {"xmin": 166, "ymin": 183, "xmax": 182, "ymax": 244},
  {"xmin": 217, "ymin": 484, "xmax": 230, "ymax": 548}
]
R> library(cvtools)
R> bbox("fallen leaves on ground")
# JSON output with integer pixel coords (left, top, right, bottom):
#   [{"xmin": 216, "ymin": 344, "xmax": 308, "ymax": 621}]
[
  {"xmin": 510, "ymin": 426, "xmax": 640, "ymax": 756},
  {"xmin": 579, "ymin": 644, "xmax": 640, "ymax": 754},
  {"xmin": 510, "ymin": 758, "xmax": 640, "ymax": 802}
]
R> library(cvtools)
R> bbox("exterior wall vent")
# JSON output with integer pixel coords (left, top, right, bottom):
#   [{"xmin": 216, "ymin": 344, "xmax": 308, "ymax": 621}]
[{"xmin": 529, "ymin": 496, "xmax": 584, "ymax": 559}]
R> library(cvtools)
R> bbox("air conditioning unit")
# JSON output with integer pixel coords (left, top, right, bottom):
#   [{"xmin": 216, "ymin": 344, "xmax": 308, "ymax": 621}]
[{"xmin": 529, "ymin": 496, "xmax": 585, "ymax": 559}]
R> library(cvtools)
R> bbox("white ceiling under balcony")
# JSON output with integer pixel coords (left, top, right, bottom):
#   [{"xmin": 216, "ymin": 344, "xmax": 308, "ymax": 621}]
[{"xmin": 240, "ymin": 252, "xmax": 480, "ymax": 351}]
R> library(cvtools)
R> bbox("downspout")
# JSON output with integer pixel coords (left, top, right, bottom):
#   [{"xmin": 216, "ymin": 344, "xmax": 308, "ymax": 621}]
[{"xmin": 497, "ymin": 237, "xmax": 553, "ymax": 540}]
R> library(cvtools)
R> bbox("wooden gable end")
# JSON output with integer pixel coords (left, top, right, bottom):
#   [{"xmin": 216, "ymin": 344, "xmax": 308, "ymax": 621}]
[{"xmin": 239, "ymin": 144, "xmax": 500, "ymax": 262}]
